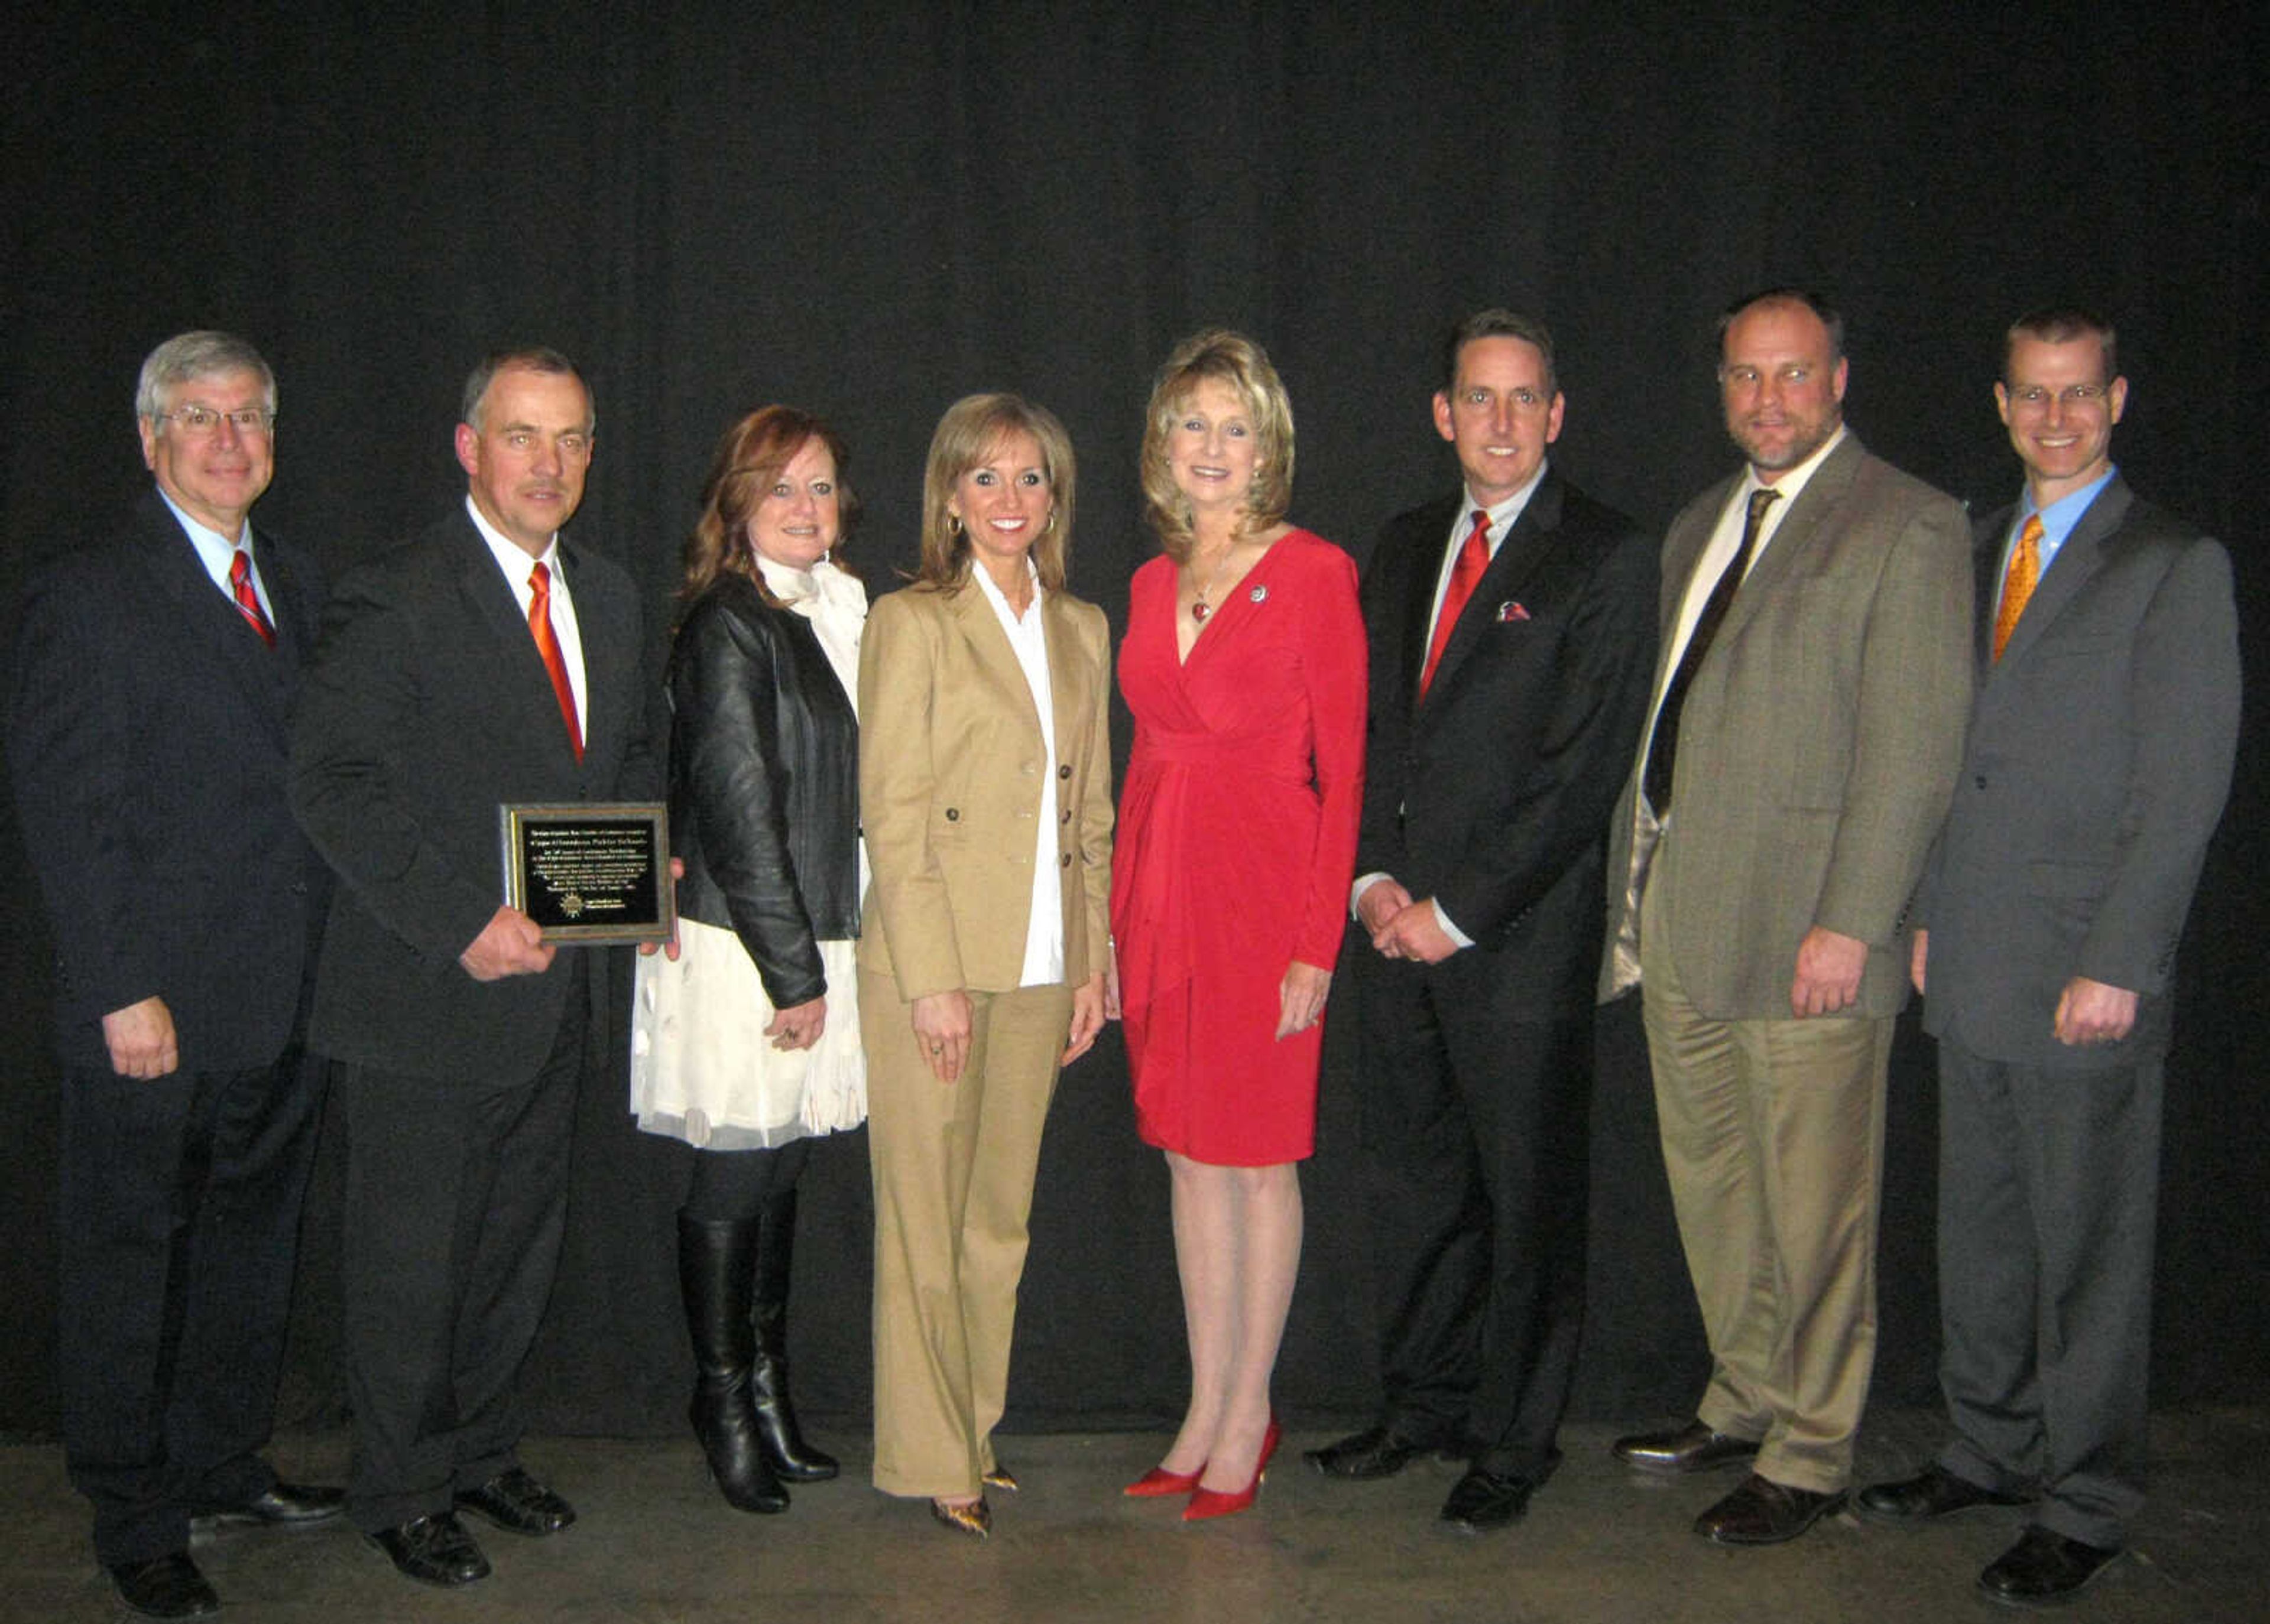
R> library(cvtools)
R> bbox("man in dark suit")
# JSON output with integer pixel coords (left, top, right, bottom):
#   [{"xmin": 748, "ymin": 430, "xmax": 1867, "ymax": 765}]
[
  {"xmin": 1306, "ymin": 310, "xmax": 1658, "ymax": 1530},
  {"xmin": 8, "ymin": 331, "xmax": 341, "ymax": 1620},
  {"xmin": 288, "ymin": 348, "xmax": 649, "ymax": 1590},
  {"xmin": 1857, "ymin": 310, "xmax": 2239, "ymax": 1607},
  {"xmin": 1601, "ymin": 289, "xmax": 1974, "ymax": 1545}
]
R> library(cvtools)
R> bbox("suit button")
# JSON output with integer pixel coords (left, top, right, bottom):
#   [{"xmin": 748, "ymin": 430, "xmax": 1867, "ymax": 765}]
[
  {"xmin": 1060, "ymin": 852, "xmax": 1072, "ymax": 867},
  {"xmin": 1974, "ymin": 775, "xmax": 1987, "ymax": 790},
  {"xmin": 945, "ymin": 807, "xmax": 960, "ymax": 821},
  {"xmin": 1060, "ymin": 810, "xmax": 1071, "ymax": 824},
  {"xmin": 1058, "ymin": 764, "xmax": 1072, "ymax": 779}
]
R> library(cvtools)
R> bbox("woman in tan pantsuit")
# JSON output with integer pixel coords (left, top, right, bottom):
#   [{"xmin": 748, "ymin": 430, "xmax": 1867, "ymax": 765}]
[{"xmin": 857, "ymin": 394, "xmax": 1113, "ymax": 1539}]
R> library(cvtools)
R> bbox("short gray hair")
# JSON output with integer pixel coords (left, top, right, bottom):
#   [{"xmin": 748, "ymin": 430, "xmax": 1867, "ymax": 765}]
[
  {"xmin": 136, "ymin": 330, "xmax": 276, "ymax": 420},
  {"xmin": 461, "ymin": 346, "xmax": 589, "ymax": 431}
]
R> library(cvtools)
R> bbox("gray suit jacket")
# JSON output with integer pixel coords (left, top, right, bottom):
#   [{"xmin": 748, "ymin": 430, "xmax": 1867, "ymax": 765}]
[
  {"xmin": 1916, "ymin": 475, "xmax": 2239, "ymax": 1067},
  {"xmin": 1601, "ymin": 433, "xmax": 1974, "ymax": 1019}
]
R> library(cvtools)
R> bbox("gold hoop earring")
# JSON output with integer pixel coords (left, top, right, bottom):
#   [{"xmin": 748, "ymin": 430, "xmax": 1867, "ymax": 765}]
[{"xmin": 949, "ymin": 513, "xmax": 965, "ymax": 538}]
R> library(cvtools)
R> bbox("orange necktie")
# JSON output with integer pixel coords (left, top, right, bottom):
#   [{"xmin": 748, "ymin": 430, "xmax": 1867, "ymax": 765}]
[
  {"xmin": 1993, "ymin": 514, "xmax": 2042, "ymax": 661},
  {"xmin": 529, "ymin": 561, "xmax": 582, "ymax": 759},
  {"xmin": 1419, "ymin": 509, "xmax": 1490, "ymax": 699},
  {"xmin": 229, "ymin": 548, "xmax": 275, "ymax": 648}
]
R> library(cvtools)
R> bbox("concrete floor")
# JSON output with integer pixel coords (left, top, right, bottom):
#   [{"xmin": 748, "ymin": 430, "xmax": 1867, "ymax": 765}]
[{"xmin": 4, "ymin": 1410, "xmax": 2259, "ymax": 1623}]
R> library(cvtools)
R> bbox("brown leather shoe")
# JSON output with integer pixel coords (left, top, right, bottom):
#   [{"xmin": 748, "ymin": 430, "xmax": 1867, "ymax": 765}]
[
  {"xmin": 1611, "ymin": 1419, "xmax": 1761, "ymax": 1474},
  {"xmin": 1857, "ymin": 1464, "xmax": 2033, "ymax": 1525},
  {"xmin": 1977, "ymin": 1525, "xmax": 2120, "ymax": 1607},
  {"xmin": 1695, "ymin": 1474, "xmax": 1848, "ymax": 1545}
]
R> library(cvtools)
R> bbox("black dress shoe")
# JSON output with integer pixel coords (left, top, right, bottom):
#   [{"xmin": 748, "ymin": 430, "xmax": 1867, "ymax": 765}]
[
  {"xmin": 1306, "ymin": 1425, "xmax": 1437, "ymax": 1479},
  {"xmin": 454, "ymin": 1466, "xmax": 576, "ymax": 1535},
  {"xmin": 1857, "ymin": 1464, "xmax": 2033, "ymax": 1526},
  {"xmin": 1695, "ymin": 1474, "xmax": 1849, "ymax": 1545},
  {"xmin": 108, "ymin": 1552, "xmax": 220, "ymax": 1619},
  {"xmin": 1977, "ymin": 1525, "xmax": 2120, "ymax": 1608},
  {"xmin": 192, "ymin": 1480, "xmax": 346, "ymax": 1528},
  {"xmin": 1440, "ymin": 1467, "xmax": 1537, "ymax": 1532},
  {"xmin": 367, "ymin": 1511, "xmax": 491, "ymax": 1587},
  {"xmin": 1611, "ymin": 1418, "xmax": 1762, "ymax": 1474}
]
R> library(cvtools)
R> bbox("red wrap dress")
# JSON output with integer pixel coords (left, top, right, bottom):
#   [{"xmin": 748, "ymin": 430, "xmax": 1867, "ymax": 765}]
[{"xmin": 1111, "ymin": 529, "xmax": 1367, "ymax": 1165}]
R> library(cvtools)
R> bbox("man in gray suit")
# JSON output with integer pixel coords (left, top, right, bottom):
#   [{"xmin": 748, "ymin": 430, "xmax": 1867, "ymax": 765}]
[
  {"xmin": 1857, "ymin": 310, "xmax": 2239, "ymax": 1607},
  {"xmin": 1601, "ymin": 289, "xmax": 1973, "ymax": 1545}
]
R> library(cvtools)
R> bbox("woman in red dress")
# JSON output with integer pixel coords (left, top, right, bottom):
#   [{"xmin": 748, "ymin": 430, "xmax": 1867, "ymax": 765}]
[{"xmin": 1111, "ymin": 330, "xmax": 1366, "ymax": 1519}]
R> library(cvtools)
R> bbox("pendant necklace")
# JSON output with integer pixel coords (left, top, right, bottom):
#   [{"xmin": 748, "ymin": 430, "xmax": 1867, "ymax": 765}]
[{"xmin": 1189, "ymin": 544, "xmax": 1239, "ymax": 624}]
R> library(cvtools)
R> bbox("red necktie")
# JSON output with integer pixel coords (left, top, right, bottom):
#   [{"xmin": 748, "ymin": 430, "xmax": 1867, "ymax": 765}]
[
  {"xmin": 1419, "ymin": 509, "xmax": 1490, "ymax": 698},
  {"xmin": 528, "ymin": 562, "xmax": 582, "ymax": 761},
  {"xmin": 229, "ymin": 548, "xmax": 275, "ymax": 648}
]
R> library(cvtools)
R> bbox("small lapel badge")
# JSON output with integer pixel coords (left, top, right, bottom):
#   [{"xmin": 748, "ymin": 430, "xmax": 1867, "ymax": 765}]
[
  {"xmin": 1249, "ymin": 584, "xmax": 1269, "ymax": 604},
  {"xmin": 1496, "ymin": 600, "xmax": 1530, "ymax": 622}
]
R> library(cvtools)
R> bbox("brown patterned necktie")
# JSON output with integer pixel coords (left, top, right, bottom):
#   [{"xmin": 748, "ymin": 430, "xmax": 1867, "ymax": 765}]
[
  {"xmin": 1642, "ymin": 485, "xmax": 1779, "ymax": 813},
  {"xmin": 1993, "ymin": 514, "xmax": 2043, "ymax": 661}
]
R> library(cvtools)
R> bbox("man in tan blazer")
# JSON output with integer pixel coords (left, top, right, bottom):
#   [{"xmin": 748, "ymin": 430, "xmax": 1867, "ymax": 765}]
[{"xmin": 1601, "ymin": 290, "xmax": 1973, "ymax": 1545}]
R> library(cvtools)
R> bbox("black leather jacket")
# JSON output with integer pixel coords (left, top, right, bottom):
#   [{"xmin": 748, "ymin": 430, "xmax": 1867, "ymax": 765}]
[{"xmin": 666, "ymin": 574, "xmax": 860, "ymax": 1008}]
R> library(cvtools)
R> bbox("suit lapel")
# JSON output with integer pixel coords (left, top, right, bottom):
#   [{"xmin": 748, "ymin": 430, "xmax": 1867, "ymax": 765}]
[
  {"xmin": 1993, "ymin": 478, "xmax": 2132, "ymax": 671},
  {"xmin": 1393, "ymin": 496, "xmax": 1462, "ymax": 699},
  {"xmin": 131, "ymin": 498, "xmax": 294, "ymax": 744},
  {"xmin": 951, "ymin": 577, "xmax": 1045, "ymax": 738},
  {"xmin": 454, "ymin": 518, "xmax": 588, "ymax": 772},
  {"xmin": 1419, "ymin": 475, "xmax": 1568, "ymax": 712},
  {"xmin": 1716, "ymin": 434, "xmax": 1863, "ymax": 644},
  {"xmin": 1041, "ymin": 590, "xmax": 1088, "ymax": 765}
]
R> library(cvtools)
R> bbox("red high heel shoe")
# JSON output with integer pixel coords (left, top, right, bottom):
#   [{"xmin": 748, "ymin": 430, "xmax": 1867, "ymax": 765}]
[
  {"xmin": 1182, "ymin": 1414, "xmax": 1282, "ymax": 1523},
  {"xmin": 1124, "ymin": 1464, "xmax": 1204, "ymax": 1498}
]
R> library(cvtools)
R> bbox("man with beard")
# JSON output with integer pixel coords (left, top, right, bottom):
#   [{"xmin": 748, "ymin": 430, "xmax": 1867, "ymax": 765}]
[{"xmin": 1601, "ymin": 289, "xmax": 1972, "ymax": 1545}]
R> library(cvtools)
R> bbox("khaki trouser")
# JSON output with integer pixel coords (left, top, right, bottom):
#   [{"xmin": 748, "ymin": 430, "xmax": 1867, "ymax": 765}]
[{"xmin": 862, "ymin": 972, "xmax": 1071, "ymax": 1499}]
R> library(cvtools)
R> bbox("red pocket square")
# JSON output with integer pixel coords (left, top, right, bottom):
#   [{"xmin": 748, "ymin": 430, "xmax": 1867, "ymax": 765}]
[{"xmin": 1495, "ymin": 601, "xmax": 1530, "ymax": 622}]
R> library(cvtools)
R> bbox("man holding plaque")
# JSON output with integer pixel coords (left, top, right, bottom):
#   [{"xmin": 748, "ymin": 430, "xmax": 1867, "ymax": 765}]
[
  {"xmin": 9, "ymin": 331, "xmax": 339, "ymax": 1620},
  {"xmin": 289, "ymin": 348, "xmax": 650, "ymax": 1590}
]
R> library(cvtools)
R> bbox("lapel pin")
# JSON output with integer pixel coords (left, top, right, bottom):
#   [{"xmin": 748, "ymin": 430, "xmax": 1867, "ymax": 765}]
[
  {"xmin": 1249, "ymin": 584, "xmax": 1269, "ymax": 603},
  {"xmin": 1496, "ymin": 600, "xmax": 1530, "ymax": 622}
]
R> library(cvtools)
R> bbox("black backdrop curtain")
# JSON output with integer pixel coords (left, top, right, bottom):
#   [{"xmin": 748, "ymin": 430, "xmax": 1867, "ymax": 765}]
[{"xmin": 3, "ymin": 2, "xmax": 2263, "ymax": 1441}]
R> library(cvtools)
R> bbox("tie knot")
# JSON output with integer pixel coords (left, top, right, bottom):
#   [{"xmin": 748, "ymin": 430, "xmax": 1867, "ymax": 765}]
[
  {"xmin": 2019, "ymin": 513, "xmax": 2045, "ymax": 548},
  {"xmin": 229, "ymin": 548, "xmax": 251, "ymax": 584},
  {"xmin": 1469, "ymin": 509, "xmax": 1491, "ymax": 540},
  {"xmin": 530, "ymin": 561, "xmax": 550, "ymax": 596},
  {"xmin": 1746, "ymin": 486, "xmax": 1781, "ymax": 526}
]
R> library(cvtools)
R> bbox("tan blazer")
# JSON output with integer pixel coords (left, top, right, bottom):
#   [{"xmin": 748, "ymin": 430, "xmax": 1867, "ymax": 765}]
[
  {"xmin": 1601, "ymin": 434, "xmax": 1974, "ymax": 1020},
  {"xmin": 857, "ymin": 576, "xmax": 1113, "ymax": 1002}
]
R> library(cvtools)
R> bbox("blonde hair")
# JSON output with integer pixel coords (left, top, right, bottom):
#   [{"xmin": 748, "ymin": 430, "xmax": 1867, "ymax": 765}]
[
  {"xmin": 1139, "ymin": 329, "xmax": 1295, "ymax": 562},
  {"xmin": 916, "ymin": 394, "xmax": 1076, "ymax": 592}
]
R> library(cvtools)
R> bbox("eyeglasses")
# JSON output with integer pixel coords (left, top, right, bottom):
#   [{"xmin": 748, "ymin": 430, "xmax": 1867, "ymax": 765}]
[
  {"xmin": 154, "ymin": 404, "xmax": 275, "ymax": 436},
  {"xmin": 2005, "ymin": 382, "xmax": 2110, "ymax": 411},
  {"xmin": 1717, "ymin": 363, "xmax": 1822, "ymax": 390}
]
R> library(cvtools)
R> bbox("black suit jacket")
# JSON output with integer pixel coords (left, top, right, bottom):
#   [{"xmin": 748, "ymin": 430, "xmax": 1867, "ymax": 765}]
[
  {"xmin": 289, "ymin": 509, "xmax": 650, "ymax": 1083},
  {"xmin": 1356, "ymin": 469, "xmax": 1658, "ymax": 1015},
  {"xmin": 1918, "ymin": 476, "xmax": 2239, "ymax": 1067},
  {"xmin": 8, "ymin": 491, "xmax": 330, "ymax": 1071}
]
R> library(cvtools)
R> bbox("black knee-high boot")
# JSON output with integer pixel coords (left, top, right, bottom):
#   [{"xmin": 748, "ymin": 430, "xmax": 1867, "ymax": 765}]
[
  {"xmin": 750, "ymin": 1189, "xmax": 839, "ymax": 1481},
  {"xmin": 678, "ymin": 1211, "xmax": 790, "ymax": 1513}
]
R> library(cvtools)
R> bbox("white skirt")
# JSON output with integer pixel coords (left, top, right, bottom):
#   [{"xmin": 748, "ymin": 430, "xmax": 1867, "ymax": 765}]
[{"xmin": 630, "ymin": 917, "xmax": 868, "ymax": 1149}]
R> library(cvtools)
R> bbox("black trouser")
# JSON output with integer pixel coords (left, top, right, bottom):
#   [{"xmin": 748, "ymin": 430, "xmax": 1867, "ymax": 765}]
[
  {"xmin": 339, "ymin": 983, "xmax": 585, "ymax": 1532},
  {"xmin": 58, "ymin": 1050, "xmax": 326, "ymax": 1564},
  {"xmin": 1351, "ymin": 947, "xmax": 1593, "ymax": 1480}
]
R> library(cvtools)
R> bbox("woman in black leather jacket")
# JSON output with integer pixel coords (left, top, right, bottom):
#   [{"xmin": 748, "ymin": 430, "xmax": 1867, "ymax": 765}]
[{"xmin": 630, "ymin": 405, "xmax": 867, "ymax": 1514}]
